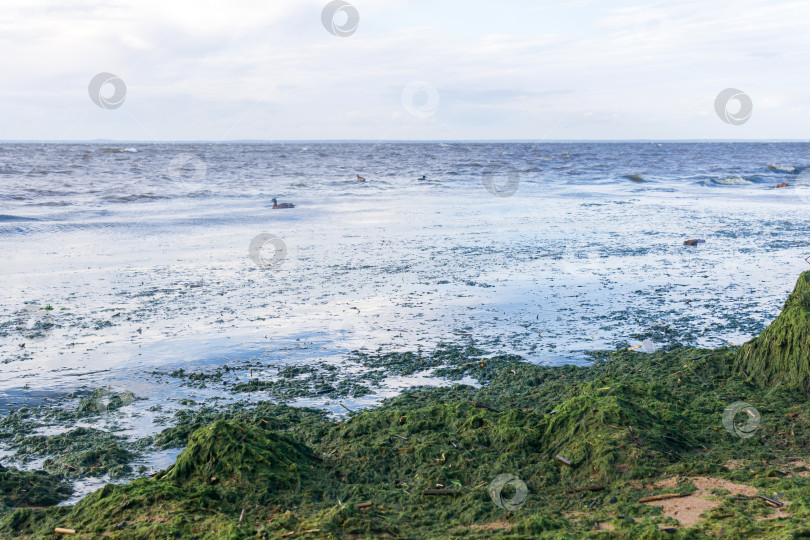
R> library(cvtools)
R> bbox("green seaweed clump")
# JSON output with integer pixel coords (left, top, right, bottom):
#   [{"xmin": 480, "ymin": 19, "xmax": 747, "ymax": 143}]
[
  {"xmin": 159, "ymin": 419, "xmax": 319, "ymax": 500},
  {"xmin": 736, "ymin": 271, "xmax": 810, "ymax": 389},
  {"xmin": 12, "ymin": 427, "xmax": 135, "ymax": 479},
  {"xmin": 0, "ymin": 420, "xmax": 323, "ymax": 538},
  {"xmin": 0, "ymin": 463, "xmax": 71, "ymax": 508}
]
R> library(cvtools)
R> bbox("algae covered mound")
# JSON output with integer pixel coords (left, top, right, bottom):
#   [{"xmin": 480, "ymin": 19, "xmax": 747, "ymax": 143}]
[
  {"xmin": 0, "ymin": 419, "xmax": 324, "ymax": 538},
  {"xmin": 736, "ymin": 270, "xmax": 810, "ymax": 389},
  {"xmin": 160, "ymin": 419, "xmax": 319, "ymax": 497}
]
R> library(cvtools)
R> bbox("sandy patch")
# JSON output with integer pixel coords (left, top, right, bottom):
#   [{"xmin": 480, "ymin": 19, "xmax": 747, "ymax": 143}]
[
  {"xmin": 644, "ymin": 476, "xmax": 788, "ymax": 527},
  {"xmin": 458, "ymin": 520, "xmax": 512, "ymax": 531},
  {"xmin": 724, "ymin": 459, "xmax": 747, "ymax": 470}
]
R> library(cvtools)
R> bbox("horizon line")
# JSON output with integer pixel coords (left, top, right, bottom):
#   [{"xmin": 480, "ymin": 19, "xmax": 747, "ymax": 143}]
[{"xmin": 2, "ymin": 139, "xmax": 810, "ymax": 144}]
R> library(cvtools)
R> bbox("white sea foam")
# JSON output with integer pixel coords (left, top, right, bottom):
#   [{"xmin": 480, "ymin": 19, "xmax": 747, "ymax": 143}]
[{"xmin": 711, "ymin": 175, "xmax": 753, "ymax": 185}]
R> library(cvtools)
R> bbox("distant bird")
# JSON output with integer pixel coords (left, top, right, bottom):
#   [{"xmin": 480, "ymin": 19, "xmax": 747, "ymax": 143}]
[
  {"xmin": 271, "ymin": 197, "xmax": 295, "ymax": 209},
  {"xmin": 356, "ymin": 175, "xmax": 366, "ymax": 182},
  {"xmin": 418, "ymin": 175, "xmax": 427, "ymax": 181}
]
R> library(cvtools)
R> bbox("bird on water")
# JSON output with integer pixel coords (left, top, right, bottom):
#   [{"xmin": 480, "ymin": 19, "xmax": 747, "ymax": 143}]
[{"xmin": 271, "ymin": 197, "xmax": 295, "ymax": 209}]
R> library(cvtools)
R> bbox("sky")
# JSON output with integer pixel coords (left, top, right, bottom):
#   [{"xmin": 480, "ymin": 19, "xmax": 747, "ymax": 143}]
[{"xmin": 1, "ymin": 0, "xmax": 809, "ymax": 141}]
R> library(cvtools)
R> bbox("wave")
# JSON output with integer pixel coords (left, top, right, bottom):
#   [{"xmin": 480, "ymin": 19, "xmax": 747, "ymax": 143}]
[
  {"xmin": 0, "ymin": 214, "xmax": 39, "ymax": 222},
  {"xmin": 101, "ymin": 147, "xmax": 138, "ymax": 154},
  {"xmin": 711, "ymin": 176, "xmax": 753, "ymax": 186},
  {"xmin": 768, "ymin": 164, "xmax": 796, "ymax": 173},
  {"xmin": 623, "ymin": 174, "xmax": 646, "ymax": 183},
  {"xmin": 100, "ymin": 193, "xmax": 169, "ymax": 203}
]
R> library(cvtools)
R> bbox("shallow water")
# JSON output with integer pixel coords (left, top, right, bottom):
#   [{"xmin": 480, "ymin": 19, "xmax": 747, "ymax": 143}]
[{"xmin": 2, "ymin": 142, "xmax": 810, "ymax": 495}]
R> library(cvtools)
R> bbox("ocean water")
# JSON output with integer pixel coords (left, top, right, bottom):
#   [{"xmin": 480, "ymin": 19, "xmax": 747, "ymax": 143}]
[{"xmin": 1, "ymin": 142, "xmax": 810, "ymax": 488}]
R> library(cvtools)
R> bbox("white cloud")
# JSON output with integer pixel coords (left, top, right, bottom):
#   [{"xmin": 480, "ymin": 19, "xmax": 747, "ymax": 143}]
[{"xmin": 0, "ymin": 0, "xmax": 809, "ymax": 140}]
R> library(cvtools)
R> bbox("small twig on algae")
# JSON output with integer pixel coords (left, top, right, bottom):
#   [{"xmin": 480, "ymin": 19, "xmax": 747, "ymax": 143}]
[{"xmin": 339, "ymin": 402, "xmax": 353, "ymax": 413}]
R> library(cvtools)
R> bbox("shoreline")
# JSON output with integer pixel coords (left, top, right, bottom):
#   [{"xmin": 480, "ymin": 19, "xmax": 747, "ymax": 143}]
[{"xmin": 3, "ymin": 336, "xmax": 810, "ymax": 537}]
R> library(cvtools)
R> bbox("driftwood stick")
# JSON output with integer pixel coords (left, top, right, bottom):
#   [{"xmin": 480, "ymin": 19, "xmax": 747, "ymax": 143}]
[
  {"xmin": 473, "ymin": 402, "xmax": 502, "ymax": 413},
  {"xmin": 566, "ymin": 485, "xmax": 604, "ymax": 493},
  {"xmin": 758, "ymin": 495, "xmax": 785, "ymax": 508},
  {"xmin": 339, "ymin": 402, "xmax": 353, "ymax": 413},
  {"xmin": 422, "ymin": 489, "xmax": 460, "ymax": 496},
  {"xmin": 556, "ymin": 455, "xmax": 573, "ymax": 466},
  {"xmin": 638, "ymin": 493, "xmax": 691, "ymax": 503}
]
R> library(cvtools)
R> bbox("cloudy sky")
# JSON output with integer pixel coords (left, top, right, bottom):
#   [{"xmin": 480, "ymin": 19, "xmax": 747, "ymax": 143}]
[{"xmin": 1, "ymin": 0, "xmax": 809, "ymax": 141}]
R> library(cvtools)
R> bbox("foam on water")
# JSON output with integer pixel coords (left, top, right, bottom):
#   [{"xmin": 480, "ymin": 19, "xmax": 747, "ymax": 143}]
[{"xmin": 1, "ymin": 142, "xmax": 810, "ymax": 458}]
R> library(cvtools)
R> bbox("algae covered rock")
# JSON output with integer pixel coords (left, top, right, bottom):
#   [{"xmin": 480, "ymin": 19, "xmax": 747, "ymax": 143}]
[{"xmin": 736, "ymin": 271, "xmax": 810, "ymax": 390}]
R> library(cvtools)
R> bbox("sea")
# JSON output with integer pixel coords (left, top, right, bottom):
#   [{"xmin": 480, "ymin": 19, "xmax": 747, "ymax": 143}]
[{"xmin": 2, "ymin": 141, "xmax": 810, "ymax": 496}]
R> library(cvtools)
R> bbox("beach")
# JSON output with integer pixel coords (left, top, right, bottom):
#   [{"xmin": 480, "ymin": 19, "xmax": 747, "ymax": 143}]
[{"xmin": 2, "ymin": 142, "xmax": 810, "ymax": 536}]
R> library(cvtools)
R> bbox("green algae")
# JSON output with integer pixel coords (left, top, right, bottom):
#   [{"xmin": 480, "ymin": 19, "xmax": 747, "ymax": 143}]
[
  {"xmin": 12, "ymin": 427, "xmax": 135, "ymax": 480},
  {"xmin": 7, "ymin": 278, "xmax": 810, "ymax": 538},
  {"xmin": 736, "ymin": 271, "xmax": 810, "ymax": 390},
  {"xmin": 0, "ymin": 464, "xmax": 71, "ymax": 507},
  {"xmin": 5, "ymin": 343, "xmax": 810, "ymax": 538}
]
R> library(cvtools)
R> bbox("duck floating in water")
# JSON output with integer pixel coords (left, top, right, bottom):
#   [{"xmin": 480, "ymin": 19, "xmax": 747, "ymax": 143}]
[
  {"xmin": 271, "ymin": 197, "xmax": 295, "ymax": 209},
  {"xmin": 418, "ymin": 175, "xmax": 427, "ymax": 181},
  {"xmin": 356, "ymin": 174, "xmax": 366, "ymax": 182}
]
